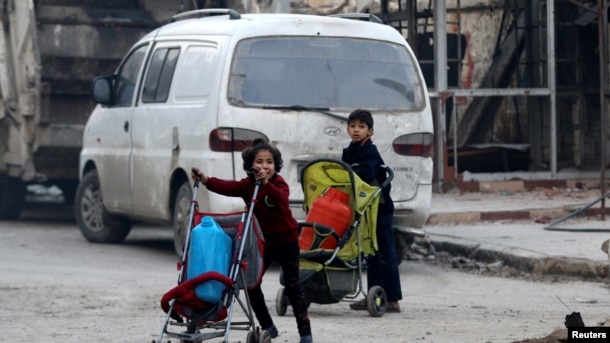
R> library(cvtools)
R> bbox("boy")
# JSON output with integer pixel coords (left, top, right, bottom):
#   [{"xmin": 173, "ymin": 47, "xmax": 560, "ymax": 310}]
[{"xmin": 342, "ymin": 109, "xmax": 402, "ymax": 313}]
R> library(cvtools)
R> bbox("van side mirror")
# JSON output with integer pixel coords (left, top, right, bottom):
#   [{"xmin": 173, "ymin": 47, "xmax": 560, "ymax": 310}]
[{"xmin": 91, "ymin": 75, "xmax": 115, "ymax": 106}]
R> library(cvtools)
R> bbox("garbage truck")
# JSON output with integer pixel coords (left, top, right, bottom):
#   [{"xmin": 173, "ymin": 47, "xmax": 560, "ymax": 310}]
[{"xmin": 0, "ymin": 0, "xmax": 180, "ymax": 219}]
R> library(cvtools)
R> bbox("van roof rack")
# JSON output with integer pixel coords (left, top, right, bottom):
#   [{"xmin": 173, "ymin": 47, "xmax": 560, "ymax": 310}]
[
  {"xmin": 328, "ymin": 13, "xmax": 383, "ymax": 24},
  {"xmin": 171, "ymin": 8, "xmax": 241, "ymax": 22}
]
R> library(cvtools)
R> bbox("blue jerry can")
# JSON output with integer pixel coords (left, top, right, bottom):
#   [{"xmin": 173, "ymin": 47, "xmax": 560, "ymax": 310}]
[{"xmin": 187, "ymin": 216, "xmax": 232, "ymax": 303}]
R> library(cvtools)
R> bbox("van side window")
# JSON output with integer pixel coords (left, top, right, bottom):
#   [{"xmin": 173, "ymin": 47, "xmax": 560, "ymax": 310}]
[
  {"xmin": 114, "ymin": 44, "xmax": 148, "ymax": 107},
  {"xmin": 173, "ymin": 45, "xmax": 219, "ymax": 101},
  {"xmin": 142, "ymin": 48, "xmax": 180, "ymax": 103}
]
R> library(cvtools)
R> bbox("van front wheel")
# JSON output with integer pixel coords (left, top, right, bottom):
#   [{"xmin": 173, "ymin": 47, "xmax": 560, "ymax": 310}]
[
  {"xmin": 75, "ymin": 170, "xmax": 132, "ymax": 243},
  {"xmin": 172, "ymin": 181, "xmax": 193, "ymax": 257}
]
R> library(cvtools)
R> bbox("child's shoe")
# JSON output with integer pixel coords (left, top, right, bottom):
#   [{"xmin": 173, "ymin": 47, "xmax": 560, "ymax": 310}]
[
  {"xmin": 386, "ymin": 301, "xmax": 401, "ymax": 313},
  {"xmin": 349, "ymin": 298, "xmax": 367, "ymax": 311},
  {"xmin": 299, "ymin": 334, "xmax": 313, "ymax": 343},
  {"xmin": 263, "ymin": 324, "xmax": 278, "ymax": 338}
]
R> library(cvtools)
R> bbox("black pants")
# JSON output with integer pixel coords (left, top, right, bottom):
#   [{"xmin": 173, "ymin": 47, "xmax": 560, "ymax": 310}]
[
  {"xmin": 247, "ymin": 240, "xmax": 311, "ymax": 337},
  {"xmin": 366, "ymin": 211, "xmax": 403, "ymax": 302}
]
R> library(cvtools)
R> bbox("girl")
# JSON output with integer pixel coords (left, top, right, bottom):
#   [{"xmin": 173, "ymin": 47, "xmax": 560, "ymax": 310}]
[{"xmin": 191, "ymin": 139, "xmax": 313, "ymax": 343}]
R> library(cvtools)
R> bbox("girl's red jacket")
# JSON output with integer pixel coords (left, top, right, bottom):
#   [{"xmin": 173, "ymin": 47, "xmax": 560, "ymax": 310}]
[{"xmin": 204, "ymin": 174, "xmax": 299, "ymax": 246}]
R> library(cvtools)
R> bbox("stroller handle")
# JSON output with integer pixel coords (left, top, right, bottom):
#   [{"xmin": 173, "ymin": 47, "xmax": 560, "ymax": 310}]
[
  {"xmin": 350, "ymin": 162, "xmax": 394, "ymax": 190},
  {"xmin": 380, "ymin": 165, "xmax": 394, "ymax": 190}
]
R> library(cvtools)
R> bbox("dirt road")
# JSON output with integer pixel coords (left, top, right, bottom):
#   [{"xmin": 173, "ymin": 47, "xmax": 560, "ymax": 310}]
[{"xmin": 1, "ymin": 203, "xmax": 609, "ymax": 342}]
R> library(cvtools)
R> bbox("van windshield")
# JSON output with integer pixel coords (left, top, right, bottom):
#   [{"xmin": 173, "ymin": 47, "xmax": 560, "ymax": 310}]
[{"xmin": 228, "ymin": 37, "xmax": 424, "ymax": 111}]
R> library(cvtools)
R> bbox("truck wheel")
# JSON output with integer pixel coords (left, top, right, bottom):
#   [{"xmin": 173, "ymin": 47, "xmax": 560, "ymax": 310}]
[
  {"xmin": 75, "ymin": 170, "xmax": 132, "ymax": 243},
  {"xmin": 0, "ymin": 179, "xmax": 26, "ymax": 220},
  {"xmin": 172, "ymin": 181, "xmax": 192, "ymax": 257}
]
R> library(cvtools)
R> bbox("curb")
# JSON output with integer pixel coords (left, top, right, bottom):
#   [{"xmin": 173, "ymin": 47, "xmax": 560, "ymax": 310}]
[
  {"xmin": 432, "ymin": 241, "xmax": 609, "ymax": 279},
  {"xmin": 426, "ymin": 207, "xmax": 605, "ymax": 225},
  {"xmin": 427, "ymin": 209, "xmax": 566, "ymax": 225},
  {"xmin": 426, "ymin": 206, "xmax": 610, "ymax": 279}
]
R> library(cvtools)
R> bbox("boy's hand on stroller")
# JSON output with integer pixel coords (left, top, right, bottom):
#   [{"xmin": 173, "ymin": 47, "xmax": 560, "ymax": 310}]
[{"xmin": 191, "ymin": 167, "xmax": 208, "ymax": 184}]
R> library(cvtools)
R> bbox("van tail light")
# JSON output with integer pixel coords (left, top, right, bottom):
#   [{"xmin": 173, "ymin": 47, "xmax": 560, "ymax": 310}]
[
  {"xmin": 209, "ymin": 128, "xmax": 268, "ymax": 152},
  {"xmin": 392, "ymin": 133, "xmax": 434, "ymax": 157}
]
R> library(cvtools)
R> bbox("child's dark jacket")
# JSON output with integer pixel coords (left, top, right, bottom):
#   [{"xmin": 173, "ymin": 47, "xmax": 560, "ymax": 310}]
[
  {"xmin": 341, "ymin": 138, "xmax": 394, "ymax": 214},
  {"xmin": 204, "ymin": 174, "xmax": 299, "ymax": 246}
]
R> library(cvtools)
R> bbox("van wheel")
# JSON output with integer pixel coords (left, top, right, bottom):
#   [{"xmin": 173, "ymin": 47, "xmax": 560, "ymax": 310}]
[
  {"xmin": 393, "ymin": 231, "xmax": 410, "ymax": 266},
  {"xmin": 75, "ymin": 170, "xmax": 132, "ymax": 243},
  {"xmin": 172, "ymin": 181, "xmax": 193, "ymax": 257},
  {"xmin": 0, "ymin": 178, "xmax": 26, "ymax": 220}
]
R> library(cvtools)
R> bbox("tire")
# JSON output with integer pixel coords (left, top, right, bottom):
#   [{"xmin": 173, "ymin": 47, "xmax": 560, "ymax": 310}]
[
  {"xmin": 180, "ymin": 338, "xmax": 202, "ymax": 343},
  {"xmin": 246, "ymin": 330, "xmax": 257, "ymax": 343},
  {"xmin": 180, "ymin": 339, "xmax": 201, "ymax": 343},
  {"xmin": 276, "ymin": 287, "xmax": 288, "ymax": 316},
  {"xmin": 0, "ymin": 178, "xmax": 26, "ymax": 220},
  {"xmin": 393, "ymin": 231, "xmax": 410, "ymax": 266},
  {"xmin": 258, "ymin": 330, "xmax": 272, "ymax": 343},
  {"xmin": 172, "ymin": 181, "xmax": 193, "ymax": 257},
  {"xmin": 366, "ymin": 285, "xmax": 387, "ymax": 317},
  {"xmin": 74, "ymin": 170, "xmax": 132, "ymax": 243}
]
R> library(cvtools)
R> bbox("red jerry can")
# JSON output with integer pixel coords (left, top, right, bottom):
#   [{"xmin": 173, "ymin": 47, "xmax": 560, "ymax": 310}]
[{"xmin": 299, "ymin": 188, "xmax": 353, "ymax": 250}]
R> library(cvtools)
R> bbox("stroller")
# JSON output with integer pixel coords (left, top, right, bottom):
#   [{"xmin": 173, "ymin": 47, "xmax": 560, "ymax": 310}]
[
  {"xmin": 276, "ymin": 158, "xmax": 393, "ymax": 317},
  {"xmin": 154, "ymin": 179, "xmax": 268, "ymax": 343}
]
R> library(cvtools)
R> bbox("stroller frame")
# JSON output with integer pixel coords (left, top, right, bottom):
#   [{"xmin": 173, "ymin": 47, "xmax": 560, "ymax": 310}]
[
  {"xmin": 155, "ymin": 179, "xmax": 269, "ymax": 343},
  {"xmin": 277, "ymin": 158, "xmax": 393, "ymax": 317}
]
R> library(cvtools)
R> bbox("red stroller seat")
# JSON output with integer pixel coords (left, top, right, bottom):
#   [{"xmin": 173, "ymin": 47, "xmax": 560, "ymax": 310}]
[{"xmin": 160, "ymin": 271, "xmax": 233, "ymax": 324}]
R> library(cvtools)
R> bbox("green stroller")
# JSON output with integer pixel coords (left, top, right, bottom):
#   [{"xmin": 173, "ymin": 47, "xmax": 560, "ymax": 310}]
[{"xmin": 276, "ymin": 158, "xmax": 393, "ymax": 317}]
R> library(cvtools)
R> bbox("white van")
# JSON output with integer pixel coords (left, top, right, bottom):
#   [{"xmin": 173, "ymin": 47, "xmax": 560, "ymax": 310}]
[{"xmin": 76, "ymin": 9, "xmax": 434, "ymax": 256}]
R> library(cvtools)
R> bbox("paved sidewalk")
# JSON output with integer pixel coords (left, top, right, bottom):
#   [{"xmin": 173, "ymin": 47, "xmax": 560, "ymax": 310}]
[{"xmin": 423, "ymin": 187, "xmax": 610, "ymax": 278}]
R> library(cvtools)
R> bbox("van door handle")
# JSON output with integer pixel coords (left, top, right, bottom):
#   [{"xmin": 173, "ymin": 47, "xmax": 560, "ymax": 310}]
[{"xmin": 124, "ymin": 121, "xmax": 129, "ymax": 132}]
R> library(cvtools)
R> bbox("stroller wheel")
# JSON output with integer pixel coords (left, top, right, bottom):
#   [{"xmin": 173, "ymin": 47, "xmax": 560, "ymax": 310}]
[
  {"xmin": 180, "ymin": 338, "xmax": 201, "ymax": 343},
  {"xmin": 246, "ymin": 329, "xmax": 257, "ymax": 343},
  {"xmin": 276, "ymin": 287, "xmax": 288, "ymax": 316},
  {"xmin": 367, "ymin": 285, "xmax": 387, "ymax": 317},
  {"xmin": 258, "ymin": 330, "xmax": 272, "ymax": 343}
]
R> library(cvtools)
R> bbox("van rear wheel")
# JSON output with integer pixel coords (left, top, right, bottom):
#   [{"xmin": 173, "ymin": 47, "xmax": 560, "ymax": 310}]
[
  {"xmin": 75, "ymin": 170, "xmax": 132, "ymax": 243},
  {"xmin": 393, "ymin": 231, "xmax": 410, "ymax": 266}
]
